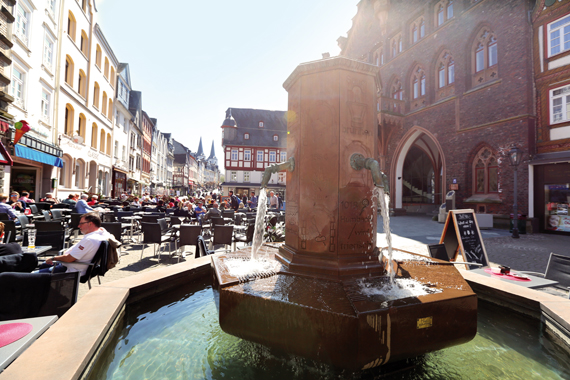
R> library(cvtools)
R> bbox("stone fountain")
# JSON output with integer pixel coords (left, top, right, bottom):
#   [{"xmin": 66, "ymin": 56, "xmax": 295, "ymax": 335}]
[{"xmin": 212, "ymin": 57, "xmax": 477, "ymax": 371}]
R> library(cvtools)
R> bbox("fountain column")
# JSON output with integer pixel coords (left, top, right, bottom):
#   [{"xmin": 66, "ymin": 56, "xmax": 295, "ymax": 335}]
[{"xmin": 279, "ymin": 57, "xmax": 383, "ymax": 279}]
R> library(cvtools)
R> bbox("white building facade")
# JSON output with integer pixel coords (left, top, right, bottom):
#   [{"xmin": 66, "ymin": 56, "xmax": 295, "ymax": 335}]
[
  {"xmin": 57, "ymin": 2, "xmax": 117, "ymax": 199},
  {"xmin": 6, "ymin": 0, "xmax": 64, "ymax": 200}
]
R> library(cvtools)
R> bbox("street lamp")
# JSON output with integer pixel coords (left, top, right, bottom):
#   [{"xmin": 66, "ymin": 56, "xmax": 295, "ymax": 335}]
[{"xmin": 508, "ymin": 146, "xmax": 523, "ymax": 239}]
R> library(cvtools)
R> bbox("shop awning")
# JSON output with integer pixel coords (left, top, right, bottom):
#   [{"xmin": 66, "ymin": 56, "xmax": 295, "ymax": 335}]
[
  {"xmin": 0, "ymin": 141, "xmax": 13, "ymax": 166},
  {"xmin": 15, "ymin": 144, "xmax": 63, "ymax": 168},
  {"xmin": 113, "ymin": 166, "xmax": 128, "ymax": 175}
]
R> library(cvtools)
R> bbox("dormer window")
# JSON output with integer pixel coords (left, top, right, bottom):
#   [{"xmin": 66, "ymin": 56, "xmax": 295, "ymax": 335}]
[
  {"xmin": 273, "ymin": 135, "xmax": 278, "ymax": 141},
  {"xmin": 244, "ymin": 133, "xmax": 250, "ymax": 140},
  {"xmin": 259, "ymin": 121, "xmax": 264, "ymax": 128}
]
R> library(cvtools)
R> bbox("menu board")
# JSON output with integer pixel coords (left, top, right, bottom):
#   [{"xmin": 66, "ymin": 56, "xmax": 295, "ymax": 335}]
[{"xmin": 439, "ymin": 209, "xmax": 489, "ymax": 269}]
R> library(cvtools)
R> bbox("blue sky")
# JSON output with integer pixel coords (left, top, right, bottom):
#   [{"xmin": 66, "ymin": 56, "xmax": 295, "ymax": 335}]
[{"xmin": 96, "ymin": 0, "xmax": 359, "ymax": 159}]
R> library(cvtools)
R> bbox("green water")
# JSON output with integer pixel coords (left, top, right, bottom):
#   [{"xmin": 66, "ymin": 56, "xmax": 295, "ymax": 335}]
[{"xmin": 89, "ymin": 278, "xmax": 570, "ymax": 380}]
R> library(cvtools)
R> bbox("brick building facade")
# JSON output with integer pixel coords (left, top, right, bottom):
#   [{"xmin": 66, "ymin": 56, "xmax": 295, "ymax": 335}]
[{"xmin": 339, "ymin": 0, "xmax": 534, "ymax": 221}]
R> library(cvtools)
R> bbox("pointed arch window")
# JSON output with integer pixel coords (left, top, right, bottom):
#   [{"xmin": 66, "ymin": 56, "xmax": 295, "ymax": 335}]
[
  {"xmin": 436, "ymin": 50, "xmax": 455, "ymax": 100},
  {"xmin": 410, "ymin": 16, "xmax": 425, "ymax": 45},
  {"xmin": 391, "ymin": 34, "xmax": 402, "ymax": 58},
  {"xmin": 473, "ymin": 147, "xmax": 498, "ymax": 194},
  {"xmin": 435, "ymin": 1, "xmax": 453, "ymax": 28},
  {"xmin": 472, "ymin": 28, "xmax": 499, "ymax": 87},
  {"xmin": 391, "ymin": 79, "xmax": 403, "ymax": 101},
  {"xmin": 411, "ymin": 66, "xmax": 426, "ymax": 99}
]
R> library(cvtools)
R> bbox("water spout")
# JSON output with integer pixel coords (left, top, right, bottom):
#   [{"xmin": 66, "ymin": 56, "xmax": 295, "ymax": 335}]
[
  {"xmin": 260, "ymin": 157, "xmax": 295, "ymax": 188},
  {"xmin": 350, "ymin": 153, "xmax": 389, "ymax": 194}
]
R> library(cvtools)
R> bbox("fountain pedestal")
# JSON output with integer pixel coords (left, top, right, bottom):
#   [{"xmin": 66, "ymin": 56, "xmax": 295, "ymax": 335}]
[
  {"xmin": 278, "ymin": 57, "xmax": 382, "ymax": 280},
  {"xmin": 213, "ymin": 57, "xmax": 477, "ymax": 370}
]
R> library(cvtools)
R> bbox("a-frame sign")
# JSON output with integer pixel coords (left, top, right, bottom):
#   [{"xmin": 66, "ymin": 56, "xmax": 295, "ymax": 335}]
[{"xmin": 439, "ymin": 209, "xmax": 490, "ymax": 269}]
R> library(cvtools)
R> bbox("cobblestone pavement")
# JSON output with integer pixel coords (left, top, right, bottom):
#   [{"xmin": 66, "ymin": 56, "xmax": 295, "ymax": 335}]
[{"xmin": 377, "ymin": 214, "xmax": 570, "ymax": 273}]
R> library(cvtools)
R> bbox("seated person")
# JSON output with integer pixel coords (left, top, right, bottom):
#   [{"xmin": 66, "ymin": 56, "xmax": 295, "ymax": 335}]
[
  {"xmin": 204, "ymin": 202, "xmax": 222, "ymax": 221},
  {"xmin": 131, "ymin": 197, "xmax": 141, "ymax": 207},
  {"xmin": 19, "ymin": 191, "xmax": 35, "ymax": 204},
  {"xmin": 41, "ymin": 192, "xmax": 58, "ymax": 203},
  {"xmin": 249, "ymin": 192, "xmax": 258, "ymax": 209},
  {"xmin": 36, "ymin": 213, "xmax": 109, "ymax": 275},
  {"xmin": 76, "ymin": 194, "xmax": 94, "ymax": 214},
  {"xmin": 87, "ymin": 195, "xmax": 99, "ymax": 206},
  {"xmin": 194, "ymin": 201, "xmax": 206, "ymax": 224},
  {"xmin": 7, "ymin": 192, "xmax": 25, "ymax": 211},
  {"xmin": 62, "ymin": 194, "xmax": 77, "ymax": 206},
  {"xmin": 0, "ymin": 193, "xmax": 18, "ymax": 220}
]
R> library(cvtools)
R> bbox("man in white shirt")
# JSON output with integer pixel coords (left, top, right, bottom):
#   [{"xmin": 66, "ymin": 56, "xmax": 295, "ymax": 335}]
[
  {"xmin": 269, "ymin": 191, "xmax": 279, "ymax": 209},
  {"xmin": 39, "ymin": 213, "xmax": 109, "ymax": 275}
]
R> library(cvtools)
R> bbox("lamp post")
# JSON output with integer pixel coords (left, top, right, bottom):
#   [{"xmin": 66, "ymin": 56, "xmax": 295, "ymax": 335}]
[{"xmin": 508, "ymin": 146, "xmax": 523, "ymax": 239}]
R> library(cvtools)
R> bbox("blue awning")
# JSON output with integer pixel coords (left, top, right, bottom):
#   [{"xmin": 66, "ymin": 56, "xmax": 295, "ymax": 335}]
[{"xmin": 15, "ymin": 144, "xmax": 63, "ymax": 168}]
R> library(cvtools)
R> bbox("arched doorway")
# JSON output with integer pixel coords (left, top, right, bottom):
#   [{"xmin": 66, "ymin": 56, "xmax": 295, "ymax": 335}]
[{"xmin": 392, "ymin": 127, "xmax": 445, "ymax": 210}]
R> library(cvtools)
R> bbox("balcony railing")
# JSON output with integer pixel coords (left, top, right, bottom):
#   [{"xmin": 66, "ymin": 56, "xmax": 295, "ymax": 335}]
[{"xmin": 378, "ymin": 96, "xmax": 405, "ymax": 115}]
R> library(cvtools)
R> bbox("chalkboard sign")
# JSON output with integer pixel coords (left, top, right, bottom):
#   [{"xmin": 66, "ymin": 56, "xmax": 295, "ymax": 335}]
[{"xmin": 439, "ymin": 209, "xmax": 489, "ymax": 269}]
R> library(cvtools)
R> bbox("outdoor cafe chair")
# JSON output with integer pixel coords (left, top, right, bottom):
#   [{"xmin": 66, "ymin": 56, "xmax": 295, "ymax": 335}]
[
  {"xmin": 233, "ymin": 224, "xmax": 255, "ymax": 251},
  {"xmin": 142, "ymin": 215, "xmax": 162, "ymax": 224},
  {"xmin": 176, "ymin": 225, "xmax": 202, "ymax": 261},
  {"xmin": 0, "ymin": 271, "xmax": 80, "ymax": 321},
  {"xmin": 34, "ymin": 221, "xmax": 64, "ymax": 232},
  {"xmin": 140, "ymin": 222, "xmax": 175, "ymax": 262},
  {"xmin": 41, "ymin": 210, "xmax": 52, "ymax": 221},
  {"xmin": 3, "ymin": 221, "xmax": 22, "ymax": 244},
  {"xmin": 101, "ymin": 213, "xmax": 116, "ymax": 223},
  {"xmin": 34, "ymin": 202, "xmax": 52, "ymax": 211},
  {"xmin": 211, "ymin": 225, "xmax": 234, "ymax": 253},
  {"xmin": 30, "ymin": 230, "xmax": 66, "ymax": 257},
  {"xmin": 0, "ymin": 212, "xmax": 10, "ymax": 221},
  {"xmin": 29, "ymin": 204, "xmax": 43, "ymax": 219},
  {"xmin": 221, "ymin": 210, "xmax": 235, "ymax": 219},
  {"xmin": 51, "ymin": 209, "xmax": 64, "ymax": 222},
  {"xmin": 521, "ymin": 253, "xmax": 570, "ymax": 298},
  {"xmin": 54, "ymin": 240, "xmax": 109, "ymax": 290},
  {"xmin": 169, "ymin": 216, "xmax": 182, "ymax": 229},
  {"xmin": 17, "ymin": 215, "xmax": 31, "ymax": 231}
]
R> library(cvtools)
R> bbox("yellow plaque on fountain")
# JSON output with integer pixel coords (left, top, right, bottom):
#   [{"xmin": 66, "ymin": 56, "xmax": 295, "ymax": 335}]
[{"xmin": 417, "ymin": 317, "xmax": 433, "ymax": 329}]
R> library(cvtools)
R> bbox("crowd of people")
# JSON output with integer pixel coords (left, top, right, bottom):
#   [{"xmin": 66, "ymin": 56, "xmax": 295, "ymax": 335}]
[{"xmin": 0, "ymin": 188, "xmax": 285, "ymax": 223}]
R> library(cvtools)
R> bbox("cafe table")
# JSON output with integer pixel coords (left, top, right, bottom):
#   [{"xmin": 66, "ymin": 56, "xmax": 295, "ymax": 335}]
[
  {"xmin": 21, "ymin": 246, "xmax": 52, "ymax": 256},
  {"xmin": 470, "ymin": 267, "xmax": 559, "ymax": 289},
  {"xmin": 0, "ymin": 315, "xmax": 58, "ymax": 372},
  {"xmin": 121, "ymin": 216, "xmax": 142, "ymax": 243}
]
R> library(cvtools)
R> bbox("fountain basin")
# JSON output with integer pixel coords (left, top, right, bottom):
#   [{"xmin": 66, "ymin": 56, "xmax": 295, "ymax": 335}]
[
  {"xmin": 4, "ymin": 248, "xmax": 570, "ymax": 379},
  {"xmin": 213, "ymin": 246, "xmax": 477, "ymax": 370}
]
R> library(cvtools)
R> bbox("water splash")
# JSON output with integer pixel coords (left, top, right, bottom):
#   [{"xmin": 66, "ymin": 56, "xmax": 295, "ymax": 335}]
[
  {"xmin": 375, "ymin": 187, "xmax": 395, "ymax": 284},
  {"xmin": 251, "ymin": 188, "xmax": 268, "ymax": 260}
]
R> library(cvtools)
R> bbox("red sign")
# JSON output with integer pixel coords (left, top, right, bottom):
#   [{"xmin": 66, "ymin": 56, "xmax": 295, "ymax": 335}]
[{"xmin": 449, "ymin": 184, "xmax": 459, "ymax": 191}]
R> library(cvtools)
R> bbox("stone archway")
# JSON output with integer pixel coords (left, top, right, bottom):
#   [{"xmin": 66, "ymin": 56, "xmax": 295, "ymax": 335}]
[{"xmin": 390, "ymin": 127, "xmax": 446, "ymax": 210}]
